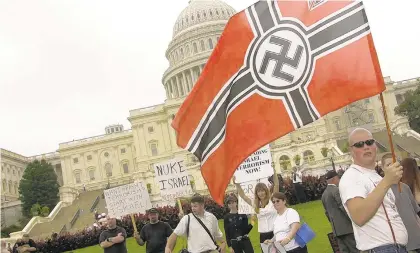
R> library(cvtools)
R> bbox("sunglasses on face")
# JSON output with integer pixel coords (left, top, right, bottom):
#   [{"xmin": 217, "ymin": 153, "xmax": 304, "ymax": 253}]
[{"xmin": 351, "ymin": 139, "xmax": 375, "ymax": 148}]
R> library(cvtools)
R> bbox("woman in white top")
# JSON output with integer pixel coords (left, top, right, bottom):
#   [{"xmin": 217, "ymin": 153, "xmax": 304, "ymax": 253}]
[
  {"xmin": 264, "ymin": 192, "xmax": 308, "ymax": 253},
  {"xmin": 235, "ymin": 167, "xmax": 279, "ymax": 244}
]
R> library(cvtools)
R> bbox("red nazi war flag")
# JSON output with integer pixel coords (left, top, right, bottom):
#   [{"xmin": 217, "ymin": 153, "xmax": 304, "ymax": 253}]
[{"xmin": 172, "ymin": 0, "xmax": 385, "ymax": 204}]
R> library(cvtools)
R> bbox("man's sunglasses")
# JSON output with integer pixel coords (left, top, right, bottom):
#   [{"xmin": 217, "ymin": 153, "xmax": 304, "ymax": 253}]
[{"xmin": 351, "ymin": 139, "xmax": 375, "ymax": 148}]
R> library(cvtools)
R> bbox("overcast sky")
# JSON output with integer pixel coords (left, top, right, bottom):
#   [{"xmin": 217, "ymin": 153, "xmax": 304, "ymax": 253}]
[{"xmin": 0, "ymin": 0, "xmax": 419, "ymax": 157}]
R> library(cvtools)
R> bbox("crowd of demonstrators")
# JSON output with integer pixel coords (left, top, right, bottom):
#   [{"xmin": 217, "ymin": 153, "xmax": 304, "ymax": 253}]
[{"xmin": 336, "ymin": 127, "xmax": 420, "ymax": 253}]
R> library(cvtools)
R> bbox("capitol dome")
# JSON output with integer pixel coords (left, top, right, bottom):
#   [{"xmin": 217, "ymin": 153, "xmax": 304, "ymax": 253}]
[
  {"xmin": 162, "ymin": 0, "xmax": 236, "ymax": 101},
  {"xmin": 172, "ymin": 0, "xmax": 236, "ymax": 39}
]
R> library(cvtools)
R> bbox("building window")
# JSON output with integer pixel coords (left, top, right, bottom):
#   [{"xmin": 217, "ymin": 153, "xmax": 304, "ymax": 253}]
[
  {"xmin": 8, "ymin": 181, "xmax": 12, "ymax": 193},
  {"xmin": 279, "ymin": 155, "xmax": 292, "ymax": 170},
  {"xmin": 73, "ymin": 158, "xmax": 79, "ymax": 164},
  {"xmin": 193, "ymin": 43, "xmax": 198, "ymax": 53},
  {"xmin": 148, "ymin": 127, "xmax": 154, "ymax": 133},
  {"xmin": 208, "ymin": 38, "xmax": 213, "ymax": 49},
  {"xmin": 104, "ymin": 152, "xmax": 109, "ymax": 158},
  {"xmin": 396, "ymin": 94, "xmax": 404, "ymax": 105},
  {"xmin": 364, "ymin": 98, "xmax": 370, "ymax": 104},
  {"xmin": 13, "ymin": 169, "xmax": 15, "ymax": 175},
  {"xmin": 87, "ymin": 155, "xmax": 92, "ymax": 161},
  {"xmin": 105, "ymin": 163, "xmax": 112, "ymax": 177},
  {"xmin": 2, "ymin": 180, "xmax": 6, "ymax": 192},
  {"xmin": 89, "ymin": 170, "xmax": 95, "ymax": 181},
  {"xmin": 333, "ymin": 119, "xmax": 341, "ymax": 130},
  {"xmin": 150, "ymin": 143, "xmax": 158, "ymax": 156},
  {"xmin": 123, "ymin": 163, "xmax": 129, "ymax": 174},
  {"xmin": 14, "ymin": 183, "xmax": 18, "ymax": 194},
  {"xmin": 111, "ymin": 128, "xmax": 114, "ymax": 133},
  {"xmin": 75, "ymin": 173, "xmax": 81, "ymax": 184},
  {"xmin": 200, "ymin": 40, "xmax": 205, "ymax": 51},
  {"xmin": 303, "ymin": 150, "xmax": 315, "ymax": 163},
  {"xmin": 368, "ymin": 112, "xmax": 375, "ymax": 123},
  {"xmin": 121, "ymin": 148, "xmax": 126, "ymax": 154},
  {"xmin": 216, "ymin": 36, "xmax": 219, "ymax": 42}
]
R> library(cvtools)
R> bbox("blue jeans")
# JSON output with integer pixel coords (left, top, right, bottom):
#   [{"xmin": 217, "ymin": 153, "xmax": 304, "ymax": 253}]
[{"xmin": 363, "ymin": 244, "xmax": 407, "ymax": 253}]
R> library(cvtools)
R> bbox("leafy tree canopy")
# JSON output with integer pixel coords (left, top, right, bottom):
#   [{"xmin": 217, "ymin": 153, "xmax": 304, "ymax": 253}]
[
  {"xmin": 394, "ymin": 84, "xmax": 420, "ymax": 133},
  {"xmin": 19, "ymin": 159, "xmax": 60, "ymax": 217}
]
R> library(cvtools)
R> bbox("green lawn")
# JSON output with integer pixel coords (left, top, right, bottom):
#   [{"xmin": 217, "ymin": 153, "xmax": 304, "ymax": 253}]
[{"xmin": 69, "ymin": 200, "xmax": 332, "ymax": 253}]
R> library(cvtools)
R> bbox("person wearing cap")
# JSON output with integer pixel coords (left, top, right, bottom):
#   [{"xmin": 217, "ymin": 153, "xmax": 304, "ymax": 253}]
[
  {"xmin": 99, "ymin": 215, "xmax": 128, "ymax": 253},
  {"xmin": 12, "ymin": 234, "xmax": 37, "ymax": 253},
  {"xmin": 224, "ymin": 195, "xmax": 254, "ymax": 253},
  {"xmin": 134, "ymin": 208, "xmax": 173, "ymax": 253},
  {"xmin": 321, "ymin": 170, "xmax": 357, "ymax": 253}
]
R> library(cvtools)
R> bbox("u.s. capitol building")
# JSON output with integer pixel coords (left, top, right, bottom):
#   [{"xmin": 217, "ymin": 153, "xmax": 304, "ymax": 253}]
[{"xmin": 2, "ymin": 0, "xmax": 420, "ymax": 233}]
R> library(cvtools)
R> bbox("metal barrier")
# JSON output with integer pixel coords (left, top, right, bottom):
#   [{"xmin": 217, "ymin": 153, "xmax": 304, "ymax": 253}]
[
  {"xmin": 70, "ymin": 209, "xmax": 80, "ymax": 228},
  {"xmin": 90, "ymin": 196, "xmax": 100, "ymax": 212}
]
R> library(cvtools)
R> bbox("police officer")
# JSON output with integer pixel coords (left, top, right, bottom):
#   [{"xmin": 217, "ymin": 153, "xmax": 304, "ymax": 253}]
[{"xmin": 224, "ymin": 195, "xmax": 254, "ymax": 253}]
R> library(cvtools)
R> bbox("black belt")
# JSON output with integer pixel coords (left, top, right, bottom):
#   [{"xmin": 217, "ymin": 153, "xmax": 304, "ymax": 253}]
[{"xmin": 231, "ymin": 235, "xmax": 249, "ymax": 241}]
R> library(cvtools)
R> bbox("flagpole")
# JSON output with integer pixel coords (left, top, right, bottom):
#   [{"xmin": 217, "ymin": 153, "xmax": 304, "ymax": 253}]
[{"xmin": 379, "ymin": 93, "xmax": 401, "ymax": 192}]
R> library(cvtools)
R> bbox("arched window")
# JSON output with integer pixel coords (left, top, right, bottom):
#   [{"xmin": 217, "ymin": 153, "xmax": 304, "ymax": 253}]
[
  {"xmin": 279, "ymin": 155, "xmax": 292, "ymax": 170},
  {"xmin": 123, "ymin": 162, "xmax": 129, "ymax": 174},
  {"xmin": 200, "ymin": 40, "xmax": 205, "ymax": 51},
  {"xmin": 105, "ymin": 163, "xmax": 112, "ymax": 177},
  {"xmin": 150, "ymin": 143, "xmax": 158, "ymax": 156},
  {"xmin": 303, "ymin": 150, "xmax": 315, "ymax": 163},
  {"xmin": 89, "ymin": 169, "xmax": 95, "ymax": 181},
  {"xmin": 193, "ymin": 43, "xmax": 198, "ymax": 53},
  {"xmin": 74, "ymin": 173, "xmax": 81, "ymax": 184},
  {"xmin": 208, "ymin": 38, "xmax": 213, "ymax": 49}
]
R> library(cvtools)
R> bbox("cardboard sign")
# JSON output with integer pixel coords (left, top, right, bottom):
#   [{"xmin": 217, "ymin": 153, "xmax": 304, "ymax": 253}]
[
  {"xmin": 153, "ymin": 158, "xmax": 193, "ymax": 202},
  {"xmin": 234, "ymin": 145, "xmax": 273, "ymax": 183},
  {"xmin": 104, "ymin": 181, "xmax": 152, "ymax": 217},
  {"xmin": 238, "ymin": 178, "xmax": 270, "ymax": 214}
]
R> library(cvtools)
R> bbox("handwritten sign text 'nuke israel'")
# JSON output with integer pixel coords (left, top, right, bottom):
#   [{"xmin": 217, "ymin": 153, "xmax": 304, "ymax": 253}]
[
  {"xmin": 234, "ymin": 145, "xmax": 273, "ymax": 183},
  {"xmin": 153, "ymin": 158, "xmax": 193, "ymax": 202},
  {"xmin": 104, "ymin": 181, "xmax": 152, "ymax": 217}
]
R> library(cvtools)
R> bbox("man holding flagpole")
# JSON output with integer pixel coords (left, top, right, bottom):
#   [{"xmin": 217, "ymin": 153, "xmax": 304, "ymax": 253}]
[{"xmin": 171, "ymin": 0, "xmax": 387, "ymax": 206}]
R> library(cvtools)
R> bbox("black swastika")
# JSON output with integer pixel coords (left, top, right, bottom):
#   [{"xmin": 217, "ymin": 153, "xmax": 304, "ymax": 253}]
[{"xmin": 259, "ymin": 35, "xmax": 303, "ymax": 83}]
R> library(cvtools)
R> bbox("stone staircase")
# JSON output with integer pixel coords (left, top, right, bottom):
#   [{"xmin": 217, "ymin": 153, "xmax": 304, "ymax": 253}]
[{"xmin": 29, "ymin": 190, "xmax": 103, "ymax": 239}]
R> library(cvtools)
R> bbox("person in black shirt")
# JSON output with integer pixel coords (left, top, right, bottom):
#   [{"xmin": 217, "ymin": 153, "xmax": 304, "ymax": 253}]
[
  {"xmin": 134, "ymin": 208, "xmax": 173, "ymax": 253},
  {"xmin": 224, "ymin": 195, "xmax": 254, "ymax": 253},
  {"xmin": 99, "ymin": 215, "xmax": 128, "ymax": 253}
]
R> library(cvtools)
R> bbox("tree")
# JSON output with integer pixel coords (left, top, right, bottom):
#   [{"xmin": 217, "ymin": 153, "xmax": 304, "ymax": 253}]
[
  {"xmin": 395, "ymin": 85, "xmax": 420, "ymax": 133},
  {"xmin": 19, "ymin": 159, "xmax": 60, "ymax": 217}
]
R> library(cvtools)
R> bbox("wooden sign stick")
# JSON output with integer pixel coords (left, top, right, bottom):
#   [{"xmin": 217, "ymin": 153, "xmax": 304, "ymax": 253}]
[{"xmin": 130, "ymin": 214, "xmax": 138, "ymax": 233}]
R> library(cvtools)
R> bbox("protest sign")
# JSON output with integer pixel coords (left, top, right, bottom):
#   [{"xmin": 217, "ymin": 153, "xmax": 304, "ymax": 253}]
[
  {"xmin": 238, "ymin": 178, "xmax": 270, "ymax": 214},
  {"xmin": 234, "ymin": 145, "xmax": 273, "ymax": 183},
  {"xmin": 153, "ymin": 157, "xmax": 193, "ymax": 202},
  {"xmin": 104, "ymin": 181, "xmax": 152, "ymax": 217}
]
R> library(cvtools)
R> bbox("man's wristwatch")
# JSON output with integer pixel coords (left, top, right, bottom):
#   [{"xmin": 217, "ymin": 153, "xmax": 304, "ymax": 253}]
[{"xmin": 107, "ymin": 237, "xmax": 112, "ymax": 242}]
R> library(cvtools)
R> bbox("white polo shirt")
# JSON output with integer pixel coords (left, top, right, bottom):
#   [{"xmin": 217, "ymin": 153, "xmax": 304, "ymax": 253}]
[
  {"xmin": 339, "ymin": 164, "xmax": 408, "ymax": 251},
  {"xmin": 256, "ymin": 201, "xmax": 277, "ymax": 233},
  {"xmin": 174, "ymin": 212, "xmax": 223, "ymax": 253},
  {"xmin": 293, "ymin": 172, "xmax": 302, "ymax": 183}
]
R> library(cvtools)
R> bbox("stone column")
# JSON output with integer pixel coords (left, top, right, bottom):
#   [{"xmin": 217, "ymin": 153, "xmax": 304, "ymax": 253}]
[
  {"xmin": 171, "ymin": 78, "xmax": 178, "ymax": 98},
  {"xmin": 164, "ymin": 83, "xmax": 170, "ymax": 98},
  {"xmin": 189, "ymin": 68, "xmax": 195, "ymax": 88},
  {"xmin": 182, "ymin": 71, "xmax": 189, "ymax": 93},
  {"xmin": 158, "ymin": 120, "xmax": 172, "ymax": 151},
  {"xmin": 176, "ymin": 75, "xmax": 184, "ymax": 96},
  {"xmin": 167, "ymin": 115, "xmax": 178, "ymax": 150}
]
